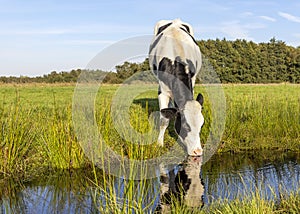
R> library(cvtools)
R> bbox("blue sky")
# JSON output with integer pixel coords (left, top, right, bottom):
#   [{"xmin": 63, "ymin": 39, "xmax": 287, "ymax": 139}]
[{"xmin": 1, "ymin": 0, "xmax": 300, "ymax": 77}]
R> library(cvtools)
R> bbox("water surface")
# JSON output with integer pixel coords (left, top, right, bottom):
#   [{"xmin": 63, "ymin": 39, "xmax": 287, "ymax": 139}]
[{"xmin": 0, "ymin": 151, "xmax": 299, "ymax": 213}]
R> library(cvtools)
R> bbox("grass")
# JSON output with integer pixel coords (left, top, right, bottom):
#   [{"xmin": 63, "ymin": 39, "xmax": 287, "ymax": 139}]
[
  {"xmin": 0, "ymin": 83, "xmax": 299, "ymax": 176},
  {"xmin": 221, "ymin": 84, "xmax": 300, "ymax": 152},
  {"xmin": 91, "ymin": 175, "xmax": 160, "ymax": 213},
  {"xmin": 39, "ymin": 104, "xmax": 85, "ymax": 169},
  {"xmin": 201, "ymin": 194, "xmax": 286, "ymax": 214},
  {"xmin": 0, "ymin": 94, "xmax": 36, "ymax": 177},
  {"xmin": 203, "ymin": 188, "xmax": 300, "ymax": 214},
  {"xmin": 0, "ymin": 83, "xmax": 299, "ymax": 212},
  {"xmin": 0, "ymin": 85, "xmax": 86, "ymax": 178},
  {"xmin": 90, "ymin": 175, "xmax": 300, "ymax": 214}
]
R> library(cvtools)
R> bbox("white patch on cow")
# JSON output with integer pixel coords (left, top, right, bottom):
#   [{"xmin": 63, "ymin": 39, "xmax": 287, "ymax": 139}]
[
  {"xmin": 182, "ymin": 100, "xmax": 204, "ymax": 156},
  {"xmin": 159, "ymin": 80, "xmax": 173, "ymax": 103},
  {"xmin": 185, "ymin": 66, "xmax": 189, "ymax": 74},
  {"xmin": 157, "ymin": 91, "xmax": 171, "ymax": 146}
]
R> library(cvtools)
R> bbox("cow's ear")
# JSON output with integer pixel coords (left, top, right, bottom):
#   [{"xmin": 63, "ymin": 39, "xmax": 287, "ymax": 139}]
[
  {"xmin": 161, "ymin": 108, "xmax": 178, "ymax": 119},
  {"xmin": 196, "ymin": 93, "xmax": 204, "ymax": 106}
]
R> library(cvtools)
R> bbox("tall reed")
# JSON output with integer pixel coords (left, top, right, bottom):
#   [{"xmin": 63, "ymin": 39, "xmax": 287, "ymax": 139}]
[
  {"xmin": 0, "ymin": 94, "xmax": 36, "ymax": 178},
  {"xmin": 38, "ymin": 103, "xmax": 86, "ymax": 169}
]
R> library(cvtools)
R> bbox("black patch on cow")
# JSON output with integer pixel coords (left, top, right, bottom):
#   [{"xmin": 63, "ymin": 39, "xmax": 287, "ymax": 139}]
[
  {"xmin": 182, "ymin": 24, "xmax": 190, "ymax": 33},
  {"xmin": 161, "ymin": 108, "xmax": 178, "ymax": 119},
  {"xmin": 157, "ymin": 22, "xmax": 172, "ymax": 35},
  {"xmin": 152, "ymin": 63, "xmax": 158, "ymax": 76},
  {"xmin": 158, "ymin": 57, "xmax": 194, "ymax": 108},
  {"xmin": 180, "ymin": 27, "xmax": 189, "ymax": 34},
  {"xmin": 190, "ymin": 36, "xmax": 198, "ymax": 46},
  {"xmin": 175, "ymin": 113, "xmax": 191, "ymax": 140},
  {"xmin": 186, "ymin": 59, "xmax": 196, "ymax": 78},
  {"xmin": 149, "ymin": 33, "xmax": 163, "ymax": 54},
  {"xmin": 158, "ymin": 57, "xmax": 173, "ymax": 75},
  {"xmin": 158, "ymin": 85, "xmax": 161, "ymax": 95},
  {"xmin": 179, "ymin": 28, "xmax": 198, "ymax": 46},
  {"xmin": 196, "ymin": 93, "xmax": 204, "ymax": 106},
  {"xmin": 178, "ymin": 26, "xmax": 198, "ymax": 46}
]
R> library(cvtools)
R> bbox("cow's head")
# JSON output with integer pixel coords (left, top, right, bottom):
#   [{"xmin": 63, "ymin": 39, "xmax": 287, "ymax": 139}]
[{"xmin": 160, "ymin": 93, "xmax": 204, "ymax": 156}]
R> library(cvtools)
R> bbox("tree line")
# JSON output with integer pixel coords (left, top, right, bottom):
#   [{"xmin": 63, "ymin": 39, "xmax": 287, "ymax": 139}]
[
  {"xmin": 1, "ymin": 38, "xmax": 299, "ymax": 84},
  {"xmin": 198, "ymin": 38, "xmax": 300, "ymax": 83}
]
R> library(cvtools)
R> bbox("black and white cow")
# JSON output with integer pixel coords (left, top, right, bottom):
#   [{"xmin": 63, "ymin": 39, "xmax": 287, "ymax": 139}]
[{"xmin": 149, "ymin": 19, "xmax": 204, "ymax": 156}]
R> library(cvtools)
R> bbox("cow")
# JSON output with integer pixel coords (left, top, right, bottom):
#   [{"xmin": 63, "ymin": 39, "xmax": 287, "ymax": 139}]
[{"xmin": 149, "ymin": 19, "xmax": 204, "ymax": 156}]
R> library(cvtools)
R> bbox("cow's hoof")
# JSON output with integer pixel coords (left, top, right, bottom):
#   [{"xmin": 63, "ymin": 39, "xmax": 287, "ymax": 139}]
[{"xmin": 191, "ymin": 148, "xmax": 203, "ymax": 156}]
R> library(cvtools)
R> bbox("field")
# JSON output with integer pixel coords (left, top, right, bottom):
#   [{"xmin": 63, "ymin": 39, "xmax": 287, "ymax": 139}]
[
  {"xmin": 0, "ymin": 83, "xmax": 299, "ymax": 212},
  {"xmin": 0, "ymin": 83, "xmax": 299, "ymax": 174}
]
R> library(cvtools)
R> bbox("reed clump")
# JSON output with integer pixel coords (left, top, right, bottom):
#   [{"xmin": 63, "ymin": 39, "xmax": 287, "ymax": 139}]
[{"xmin": 0, "ymin": 96, "xmax": 36, "ymax": 178}]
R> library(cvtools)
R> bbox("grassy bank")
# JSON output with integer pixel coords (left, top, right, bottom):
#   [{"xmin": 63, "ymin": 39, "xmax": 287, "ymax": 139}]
[
  {"xmin": 170, "ymin": 188, "xmax": 300, "ymax": 214},
  {"xmin": 220, "ymin": 84, "xmax": 300, "ymax": 152},
  {"xmin": 0, "ymin": 83, "xmax": 299, "ymax": 177}
]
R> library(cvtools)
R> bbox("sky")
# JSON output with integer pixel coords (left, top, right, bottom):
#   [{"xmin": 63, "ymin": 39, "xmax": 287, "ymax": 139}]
[{"xmin": 1, "ymin": 0, "xmax": 300, "ymax": 77}]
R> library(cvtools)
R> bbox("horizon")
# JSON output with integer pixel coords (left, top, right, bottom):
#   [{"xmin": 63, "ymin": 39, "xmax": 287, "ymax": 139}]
[{"xmin": 1, "ymin": 0, "xmax": 300, "ymax": 77}]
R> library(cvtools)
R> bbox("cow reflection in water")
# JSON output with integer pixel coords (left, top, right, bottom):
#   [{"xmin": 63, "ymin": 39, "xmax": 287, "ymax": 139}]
[{"xmin": 157, "ymin": 156, "xmax": 204, "ymax": 212}]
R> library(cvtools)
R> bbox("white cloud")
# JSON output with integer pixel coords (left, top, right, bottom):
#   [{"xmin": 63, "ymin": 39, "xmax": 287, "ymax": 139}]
[
  {"xmin": 0, "ymin": 23, "xmax": 152, "ymax": 36},
  {"xmin": 259, "ymin": 16, "xmax": 276, "ymax": 22},
  {"xmin": 220, "ymin": 21, "xmax": 253, "ymax": 40},
  {"xmin": 16, "ymin": 29, "xmax": 69, "ymax": 35},
  {"xmin": 0, "ymin": 28, "xmax": 71, "ymax": 35},
  {"xmin": 195, "ymin": 20, "xmax": 266, "ymax": 41},
  {"xmin": 241, "ymin": 12, "xmax": 254, "ymax": 17},
  {"xmin": 278, "ymin": 12, "xmax": 300, "ymax": 23}
]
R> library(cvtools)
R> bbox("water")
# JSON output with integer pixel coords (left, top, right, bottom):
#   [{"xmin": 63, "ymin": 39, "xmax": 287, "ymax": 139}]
[
  {"xmin": 202, "ymin": 152, "xmax": 300, "ymax": 204},
  {"xmin": 0, "ymin": 152, "xmax": 299, "ymax": 213}
]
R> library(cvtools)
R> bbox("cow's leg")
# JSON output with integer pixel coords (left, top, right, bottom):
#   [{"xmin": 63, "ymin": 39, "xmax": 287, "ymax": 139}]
[
  {"xmin": 158, "ymin": 93, "xmax": 170, "ymax": 146},
  {"xmin": 191, "ymin": 75, "xmax": 197, "ymax": 95}
]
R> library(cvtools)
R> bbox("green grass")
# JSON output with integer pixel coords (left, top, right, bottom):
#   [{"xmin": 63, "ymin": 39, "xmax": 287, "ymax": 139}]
[
  {"xmin": 0, "ymin": 85, "xmax": 86, "ymax": 178},
  {"xmin": 0, "ymin": 95, "xmax": 36, "ymax": 177},
  {"xmin": 200, "ymin": 191, "xmax": 299, "ymax": 214},
  {"xmin": 0, "ymin": 83, "xmax": 299, "ymax": 213},
  {"xmin": 39, "ymin": 104, "xmax": 85, "ymax": 169},
  {"xmin": 221, "ymin": 84, "xmax": 300, "ymax": 152},
  {"xmin": 0, "ymin": 83, "xmax": 299, "ymax": 177}
]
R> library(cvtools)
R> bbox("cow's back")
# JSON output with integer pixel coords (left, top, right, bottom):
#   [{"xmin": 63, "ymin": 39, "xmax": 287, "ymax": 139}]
[
  {"xmin": 149, "ymin": 20, "xmax": 202, "ymax": 103},
  {"xmin": 149, "ymin": 26, "xmax": 201, "ymax": 73}
]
